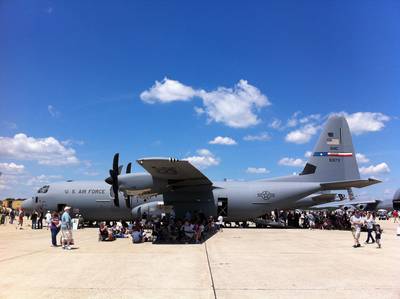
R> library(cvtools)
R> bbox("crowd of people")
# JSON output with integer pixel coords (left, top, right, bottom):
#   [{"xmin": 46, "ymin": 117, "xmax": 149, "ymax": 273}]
[
  {"xmin": 2, "ymin": 204, "xmax": 398, "ymax": 249},
  {"xmin": 262, "ymin": 209, "xmax": 353, "ymax": 230},
  {"xmin": 0, "ymin": 206, "xmax": 25, "ymax": 229},
  {"xmin": 98, "ymin": 212, "xmax": 224, "ymax": 244},
  {"xmin": 349, "ymin": 210, "xmax": 383, "ymax": 248}
]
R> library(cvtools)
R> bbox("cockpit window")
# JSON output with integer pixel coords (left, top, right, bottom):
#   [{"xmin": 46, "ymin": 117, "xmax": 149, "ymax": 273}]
[{"xmin": 37, "ymin": 185, "xmax": 50, "ymax": 193}]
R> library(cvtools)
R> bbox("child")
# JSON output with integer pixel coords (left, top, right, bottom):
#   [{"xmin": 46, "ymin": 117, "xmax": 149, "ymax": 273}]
[{"xmin": 375, "ymin": 224, "xmax": 383, "ymax": 248}]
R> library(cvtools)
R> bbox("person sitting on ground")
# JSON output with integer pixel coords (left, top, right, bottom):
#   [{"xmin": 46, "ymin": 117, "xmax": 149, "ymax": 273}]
[
  {"xmin": 99, "ymin": 222, "xmax": 114, "ymax": 241},
  {"xmin": 131, "ymin": 226, "xmax": 143, "ymax": 243},
  {"xmin": 194, "ymin": 221, "xmax": 205, "ymax": 244},
  {"xmin": 307, "ymin": 212, "xmax": 315, "ymax": 230},
  {"xmin": 181, "ymin": 220, "xmax": 194, "ymax": 243},
  {"xmin": 168, "ymin": 219, "xmax": 179, "ymax": 243}
]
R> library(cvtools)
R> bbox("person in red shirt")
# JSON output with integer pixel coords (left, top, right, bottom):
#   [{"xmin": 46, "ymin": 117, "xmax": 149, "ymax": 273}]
[
  {"xmin": 393, "ymin": 210, "xmax": 398, "ymax": 223},
  {"xmin": 17, "ymin": 208, "xmax": 24, "ymax": 229}
]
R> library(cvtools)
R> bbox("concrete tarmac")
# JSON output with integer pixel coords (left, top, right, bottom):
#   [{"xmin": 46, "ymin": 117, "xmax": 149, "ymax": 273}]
[{"xmin": 0, "ymin": 220, "xmax": 399, "ymax": 299}]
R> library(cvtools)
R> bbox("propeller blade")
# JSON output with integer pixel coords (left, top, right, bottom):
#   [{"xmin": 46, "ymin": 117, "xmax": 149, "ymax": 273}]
[
  {"xmin": 112, "ymin": 183, "xmax": 119, "ymax": 207},
  {"xmin": 105, "ymin": 176, "xmax": 113, "ymax": 184},
  {"xmin": 118, "ymin": 165, "xmax": 123, "ymax": 175},
  {"xmin": 110, "ymin": 154, "xmax": 120, "ymax": 207},
  {"xmin": 126, "ymin": 162, "xmax": 132, "ymax": 174},
  {"xmin": 113, "ymin": 153, "xmax": 119, "ymax": 172},
  {"xmin": 125, "ymin": 195, "xmax": 131, "ymax": 209}
]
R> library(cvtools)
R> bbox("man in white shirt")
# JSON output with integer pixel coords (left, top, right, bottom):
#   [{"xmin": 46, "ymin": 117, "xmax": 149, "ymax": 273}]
[
  {"xmin": 45, "ymin": 211, "xmax": 52, "ymax": 230},
  {"xmin": 350, "ymin": 210, "xmax": 363, "ymax": 248},
  {"xmin": 217, "ymin": 215, "xmax": 224, "ymax": 231},
  {"xmin": 364, "ymin": 212, "xmax": 376, "ymax": 244}
]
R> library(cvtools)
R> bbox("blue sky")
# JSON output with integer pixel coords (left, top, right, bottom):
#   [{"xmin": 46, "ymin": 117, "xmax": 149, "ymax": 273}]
[{"xmin": 0, "ymin": 1, "xmax": 399, "ymax": 199}]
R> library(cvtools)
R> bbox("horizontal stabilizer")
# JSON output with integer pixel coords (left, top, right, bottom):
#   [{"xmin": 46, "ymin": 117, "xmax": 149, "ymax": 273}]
[{"xmin": 320, "ymin": 178, "xmax": 381, "ymax": 190}]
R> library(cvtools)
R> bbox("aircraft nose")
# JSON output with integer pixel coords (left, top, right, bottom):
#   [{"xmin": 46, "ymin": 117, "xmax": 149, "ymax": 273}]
[{"xmin": 22, "ymin": 198, "xmax": 33, "ymax": 213}]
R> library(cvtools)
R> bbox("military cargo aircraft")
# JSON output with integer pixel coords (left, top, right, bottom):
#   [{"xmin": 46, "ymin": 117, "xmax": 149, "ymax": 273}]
[
  {"xmin": 310, "ymin": 188, "xmax": 400, "ymax": 211},
  {"xmin": 23, "ymin": 116, "xmax": 380, "ymax": 221}
]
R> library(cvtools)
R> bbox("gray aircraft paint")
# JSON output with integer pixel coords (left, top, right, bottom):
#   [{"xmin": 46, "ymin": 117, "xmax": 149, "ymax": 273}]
[
  {"xmin": 23, "ymin": 116, "xmax": 380, "ymax": 222},
  {"xmin": 23, "ymin": 180, "xmax": 163, "ymax": 221},
  {"xmin": 311, "ymin": 188, "xmax": 400, "ymax": 211}
]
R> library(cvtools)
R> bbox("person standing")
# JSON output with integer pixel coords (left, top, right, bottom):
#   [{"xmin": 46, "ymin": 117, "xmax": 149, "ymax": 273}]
[
  {"xmin": 375, "ymin": 224, "xmax": 383, "ymax": 248},
  {"xmin": 50, "ymin": 212, "xmax": 61, "ymax": 247},
  {"xmin": 17, "ymin": 208, "xmax": 24, "ymax": 229},
  {"xmin": 364, "ymin": 212, "xmax": 375, "ymax": 244},
  {"xmin": 350, "ymin": 210, "xmax": 363, "ymax": 248},
  {"xmin": 393, "ymin": 210, "xmax": 398, "ymax": 223},
  {"xmin": 0, "ymin": 207, "xmax": 6, "ymax": 225},
  {"xmin": 61, "ymin": 207, "xmax": 73, "ymax": 250},
  {"xmin": 31, "ymin": 211, "xmax": 38, "ymax": 229},
  {"xmin": 45, "ymin": 211, "xmax": 52, "ymax": 230},
  {"xmin": 9, "ymin": 209, "xmax": 15, "ymax": 224},
  {"xmin": 37, "ymin": 211, "xmax": 43, "ymax": 229}
]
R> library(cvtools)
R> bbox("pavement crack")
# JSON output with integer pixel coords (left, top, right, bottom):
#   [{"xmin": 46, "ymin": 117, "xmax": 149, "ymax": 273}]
[{"xmin": 204, "ymin": 241, "xmax": 217, "ymax": 299}]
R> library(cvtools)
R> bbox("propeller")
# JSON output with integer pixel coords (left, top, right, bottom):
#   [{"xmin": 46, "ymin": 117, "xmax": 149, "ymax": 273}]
[
  {"xmin": 105, "ymin": 153, "xmax": 120, "ymax": 207},
  {"xmin": 123, "ymin": 162, "xmax": 132, "ymax": 208},
  {"xmin": 126, "ymin": 162, "xmax": 132, "ymax": 174}
]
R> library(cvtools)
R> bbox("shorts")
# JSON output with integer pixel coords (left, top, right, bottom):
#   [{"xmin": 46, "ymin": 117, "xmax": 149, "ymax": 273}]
[{"xmin": 61, "ymin": 228, "xmax": 73, "ymax": 242}]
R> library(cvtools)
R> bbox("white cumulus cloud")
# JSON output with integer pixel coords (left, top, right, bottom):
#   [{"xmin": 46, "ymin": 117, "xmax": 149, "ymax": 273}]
[
  {"xmin": 304, "ymin": 151, "xmax": 313, "ymax": 158},
  {"xmin": 141, "ymin": 78, "xmax": 270, "ymax": 128},
  {"xmin": 246, "ymin": 167, "xmax": 269, "ymax": 174},
  {"xmin": 184, "ymin": 149, "xmax": 220, "ymax": 169},
  {"xmin": 334, "ymin": 112, "xmax": 390, "ymax": 135},
  {"xmin": 285, "ymin": 124, "xmax": 320, "ymax": 144},
  {"xmin": 0, "ymin": 133, "xmax": 79, "ymax": 166},
  {"xmin": 140, "ymin": 78, "xmax": 197, "ymax": 103},
  {"xmin": 199, "ymin": 80, "xmax": 270, "ymax": 128},
  {"xmin": 278, "ymin": 157, "xmax": 306, "ymax": 167},
  {"xmin": 209, "ymin": 136, "xmax": 237, "ymax": 145},
  {"xmin": 26, "ymin": 174, "xmax": 63, "ymax": 186},
  {"xmin": 243, "ymin": 132, "xmax": 271, "ymax": 141},
  {"xmin": 356, "ymin": 153, "xmax": 370, "ymax": 164},
  {"xmin": 359, "ymin": 162, "xmax": 390, "ymax": 175},
  {"xmin": 0, "ymin": 162, "xmax": 25, "ymax": 174}
]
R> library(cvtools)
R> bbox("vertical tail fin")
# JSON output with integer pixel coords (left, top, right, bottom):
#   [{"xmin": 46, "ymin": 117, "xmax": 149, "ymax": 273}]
[{"xmin": 300, "ymin": 116, "xmax": 360, "ymax": 182}]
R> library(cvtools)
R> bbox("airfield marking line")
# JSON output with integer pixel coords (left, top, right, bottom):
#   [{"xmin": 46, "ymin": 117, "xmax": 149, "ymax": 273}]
[{"xmin": 204, "ymin": 241, "xmax": 217, "ymax": 299}]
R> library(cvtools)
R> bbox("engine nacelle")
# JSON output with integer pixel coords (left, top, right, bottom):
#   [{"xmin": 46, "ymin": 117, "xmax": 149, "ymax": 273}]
[
  {"xmin": 131, "ymin": 201, "xmax": 171, "ymax": 218},
  {"xmin": 356, "ymin": 204, "xmax": 365, "ymax": 210}
]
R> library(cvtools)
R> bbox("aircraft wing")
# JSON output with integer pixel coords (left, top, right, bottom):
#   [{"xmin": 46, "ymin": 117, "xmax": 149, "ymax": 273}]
[
  {"xmin": 136, "ymin": 158, "xmax": 212, "ymax": 189},
  {"xmin": 310, "ymin": 198, "xmax": 378, "ymax": 209}
]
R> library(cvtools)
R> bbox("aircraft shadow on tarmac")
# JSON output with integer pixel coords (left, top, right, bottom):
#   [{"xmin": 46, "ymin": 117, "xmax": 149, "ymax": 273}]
[{"xmin": 151, "ymin": 230, "xmax": 219, "ymax": 245}]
